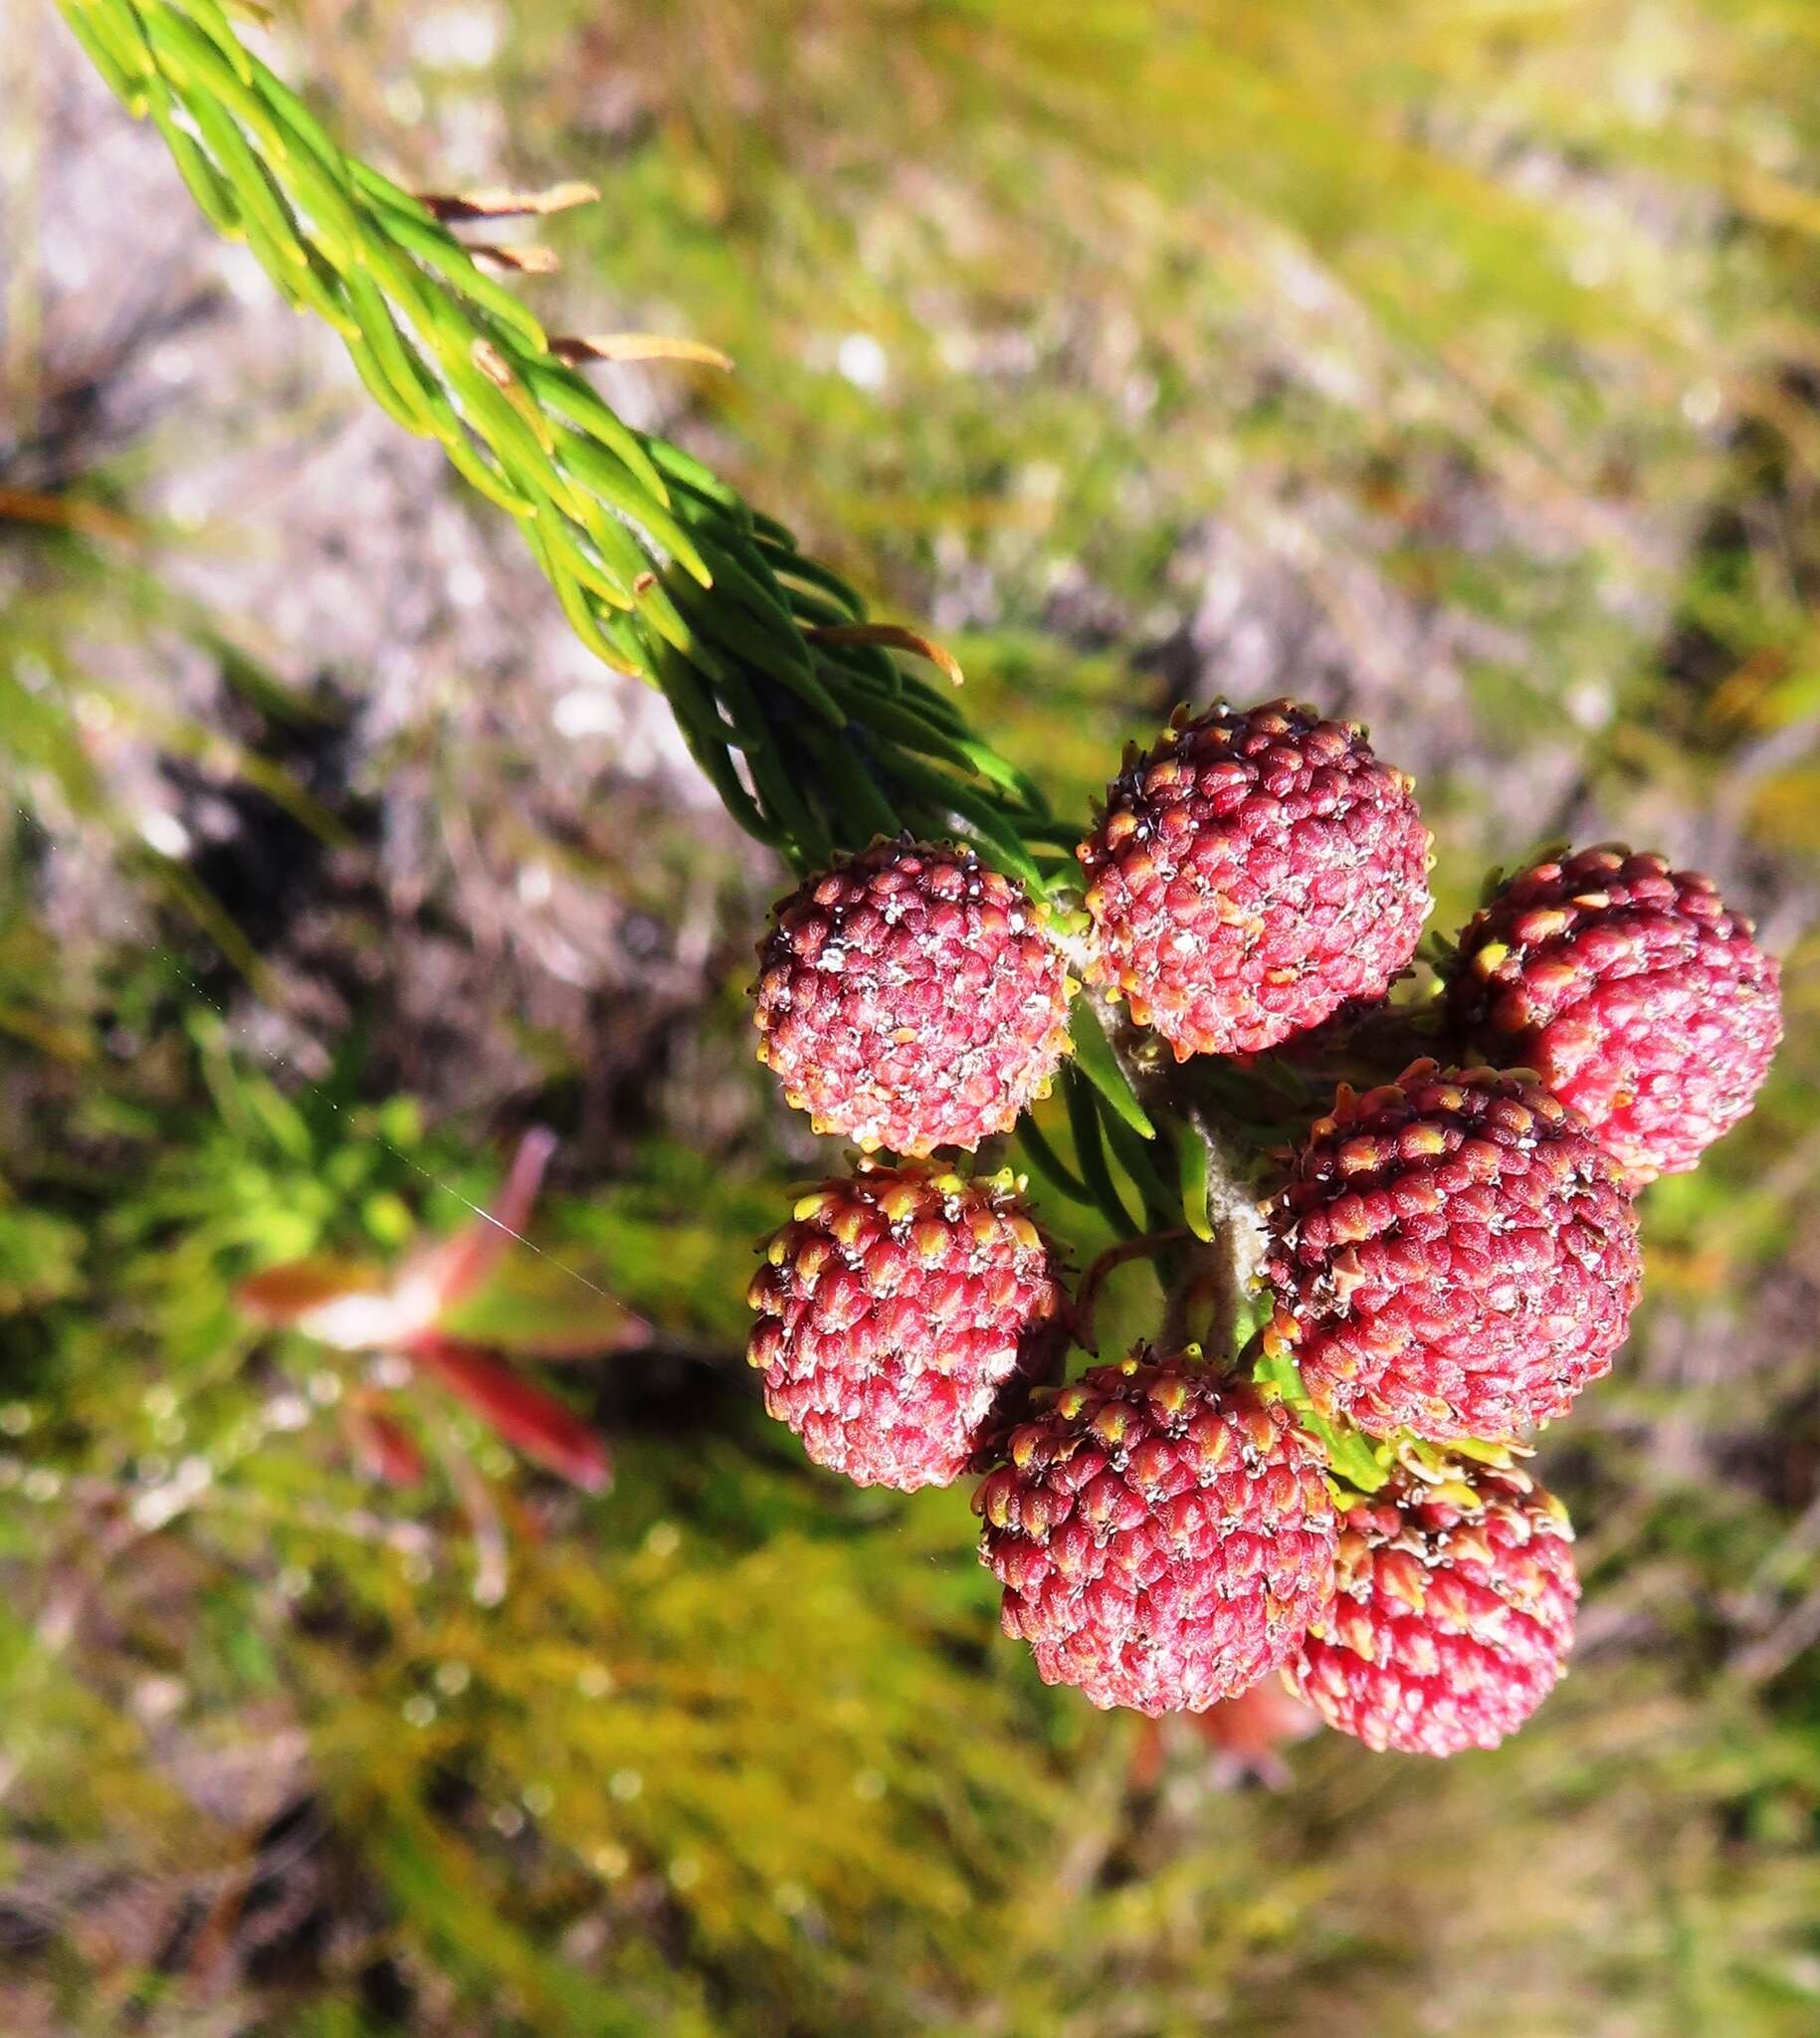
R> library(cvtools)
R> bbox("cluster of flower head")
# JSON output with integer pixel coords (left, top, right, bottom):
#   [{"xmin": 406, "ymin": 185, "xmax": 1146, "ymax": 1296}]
[{"xmin": 745, "ymin": 699, "xmax": 1780, "ymax": 1756}]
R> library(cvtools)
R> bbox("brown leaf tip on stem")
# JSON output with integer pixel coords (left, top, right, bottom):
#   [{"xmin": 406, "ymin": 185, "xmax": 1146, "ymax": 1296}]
[
  {"xmin": 417, "ymin": 181, "xmax": 600, "ymax": 222},
  {"xmin": 806, "ymin": 623, "xmax": 964, "ymax": 687},
  {"xmin": 471, "ymin": 338, "xmax": 517, "ymax": 389},
  {"xmin": 550, "ymin": 333, "xmax": 734, "ymax": 372},
  {"xmin": 472, "ymin": 244, "xmax": 562, "ymax": 275}
]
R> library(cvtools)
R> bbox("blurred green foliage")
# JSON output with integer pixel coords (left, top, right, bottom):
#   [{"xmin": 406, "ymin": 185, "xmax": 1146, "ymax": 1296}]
[{"xmin": 6, "ymin": 1, "xmax": 1820, "ymax": 2032}]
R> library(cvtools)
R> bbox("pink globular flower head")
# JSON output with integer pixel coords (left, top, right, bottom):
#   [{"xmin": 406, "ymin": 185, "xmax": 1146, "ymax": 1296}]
[
  {"xmin": 1264, "ymin": 1061, "xmax": 1642, "ymax": 1444},
  {"xmin": 752, "ymin": 838, "xmax": 1073, "ymax": 1156},
  {"xmin": 1447, "ymin": 846, "xmax": 1781, "ymax": 1182},
  {"xmin": 1291, "ymin": 1461, "xmax": 1579, "ymax": 1757},
  {"xmin": 747, "ymin": 1163, "xmax": 1067, "ymax": 1492},
  {"xmin": 1078, "ymin": 699, "xmax": 1431, "ymax": 1059},
  {"xmin": 974, "ymin": 1352, "xmax": 1337, "ymax": 1716}
]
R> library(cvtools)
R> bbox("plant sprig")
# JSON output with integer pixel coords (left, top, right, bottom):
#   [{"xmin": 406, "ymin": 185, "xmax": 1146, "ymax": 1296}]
[{"xmin": 55, "ymin": 0, "xmax": 1056, "ymax": 882}]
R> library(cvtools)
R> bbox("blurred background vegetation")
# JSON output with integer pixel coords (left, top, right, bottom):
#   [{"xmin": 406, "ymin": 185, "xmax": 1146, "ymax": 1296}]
[{"xmin": 4, "ymin": 1, "xmax": 1820, "ymax": 2030}]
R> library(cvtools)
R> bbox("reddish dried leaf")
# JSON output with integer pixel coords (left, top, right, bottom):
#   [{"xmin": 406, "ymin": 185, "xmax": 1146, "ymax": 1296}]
[
  {"xmin": 411, "ymin": 1336, "xmax": 611, "ymax": 1493},
  {"xmin": 237, "ymin": 1257, "xmax": 385, "ymax": 1325},
  {"xmin": 1189, "ymin": 1676, "xmax": 1321, "ymax": 1778},
  {"xmin": 342, "ymin": 1401, "xmax": 426, "ymax": 1488},
  {"xmin": 399, "ymin": 1127, "xmax": 558, "ymax": 1319},
  {"xmin": 1126, "ymin": 1718, "xmax": 1166, "ymax": 1796},
  {"xmin": 1127, "ymin": 1680, "xmax": 1319, "ymax": 1795}
]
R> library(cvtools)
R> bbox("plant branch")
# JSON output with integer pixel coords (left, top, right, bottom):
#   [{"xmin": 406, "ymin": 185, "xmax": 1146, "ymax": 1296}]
[{"xmin": 55, "ymin": 0, "xmax": 1045, "ymax": 881}]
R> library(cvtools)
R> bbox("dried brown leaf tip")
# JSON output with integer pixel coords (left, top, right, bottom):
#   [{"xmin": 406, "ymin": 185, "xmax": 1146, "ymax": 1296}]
[
  {"xmin": 417, "ymin": 180, "xmax": 600, "ymax": 222},
  {"xmin": 471, "ymin": 243, "xmax": 562, "ymax": 275},
  {"xmin": 549, "ymin": 332, "xmax": 734, "ymax": 371},
  {"xmin": 806, "ymin": 623, "xmax": 965, "ymax": 687},
  {"xmin": 471, "ymin": 338, "xmax": 517, "ymax": 389}
]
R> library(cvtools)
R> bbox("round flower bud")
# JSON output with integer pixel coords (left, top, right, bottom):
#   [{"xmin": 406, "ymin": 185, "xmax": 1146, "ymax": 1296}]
[
  {"xmin": 1264, "ymin": 1061, "xmax": 1642, "ymax": 1443},
  {"xmin": 754, "ymin": 839, "xmax": 1072, "ymax": 1155},
  {"xmin": 1292, "ymin": 1462, "xmax": 1578, "ymax": 1757},
  {"xmin": 974, "ymin": 1353, "xmax": 1337, "ymax": 1715},
  {"xmin": 1448, "ymin": 846, "xmax": 1781, "ymax": 1180},
  {"xmin": 748, "ymin": 1164, "xmax": 1066, "ymax": 1491},
  {"xmin": 1078, "ymin": 700, "xmax": 1431, "ymax": 1058}
]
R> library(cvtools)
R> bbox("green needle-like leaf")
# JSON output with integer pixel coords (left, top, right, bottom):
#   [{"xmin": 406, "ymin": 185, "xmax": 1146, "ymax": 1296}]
[{"xmin": 1067, "ymin": 998, "xmax": 1156, "ymax": 1140}]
